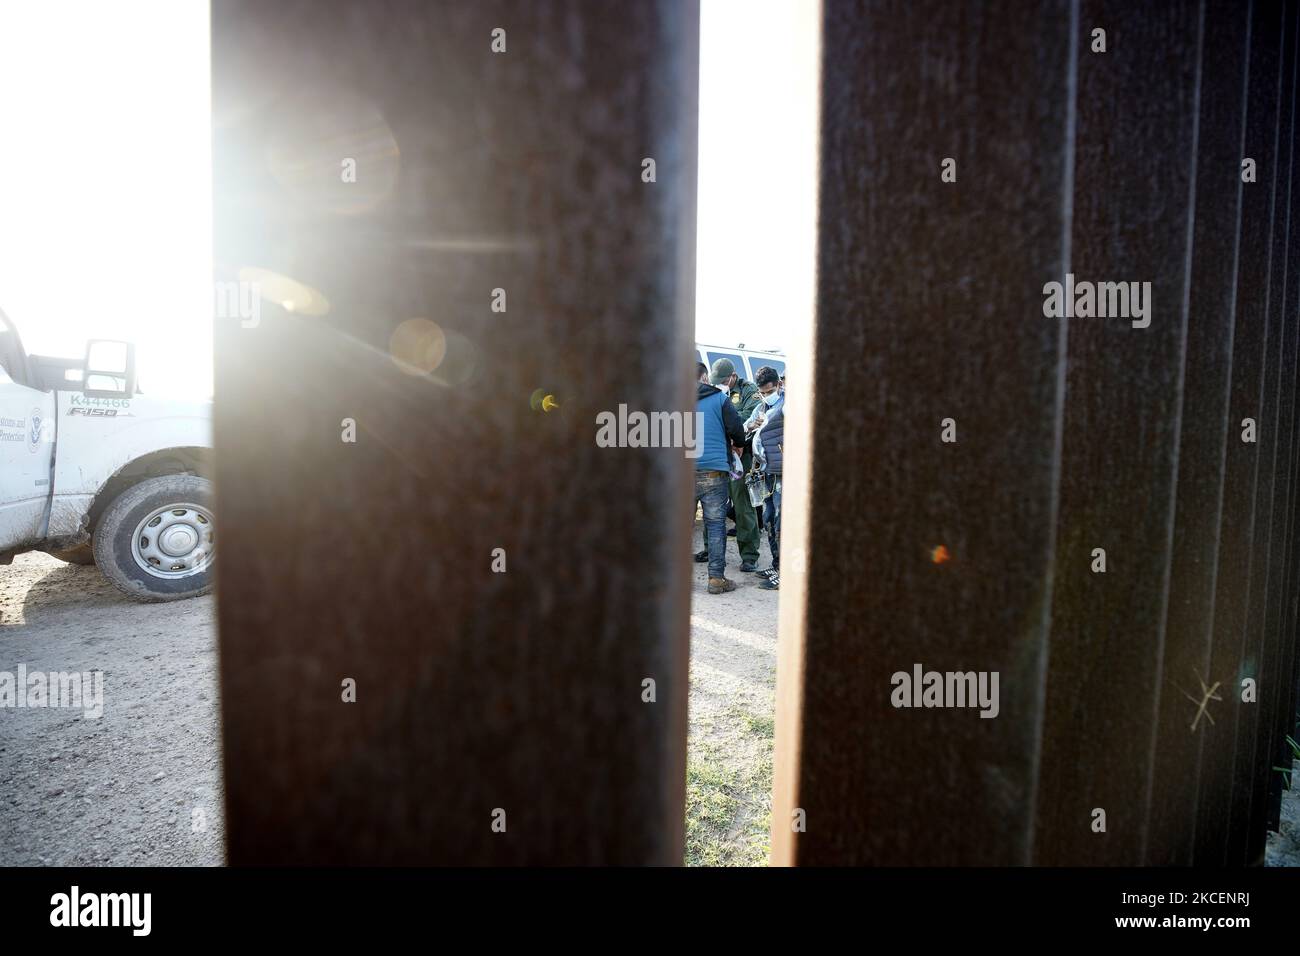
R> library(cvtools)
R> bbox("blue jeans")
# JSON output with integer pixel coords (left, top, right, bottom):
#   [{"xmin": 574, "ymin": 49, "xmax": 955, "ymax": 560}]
[
  {"xmin": 764, "ymin": 473, "xmax": 782, "ymax": 570},
  {"xmin": 695, "ymin": 469, "xmax": 730, "ymax": 579}
]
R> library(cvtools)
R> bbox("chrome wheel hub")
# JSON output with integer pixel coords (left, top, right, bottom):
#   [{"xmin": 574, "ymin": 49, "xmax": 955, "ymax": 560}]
[{"xmin": 131, "ymin": 503, "xmax": 214, "ymax": 579}]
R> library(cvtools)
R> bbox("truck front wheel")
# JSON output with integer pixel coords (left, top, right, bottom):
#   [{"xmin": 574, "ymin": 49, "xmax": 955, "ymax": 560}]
[{"xmin": 93, "ymin": 474, "xmax": 215, "ymax": 602}]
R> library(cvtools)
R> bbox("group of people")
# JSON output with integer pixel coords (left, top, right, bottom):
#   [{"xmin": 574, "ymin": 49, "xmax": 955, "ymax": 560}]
[{"xmin": 693, "ymin": 357, "xmax": 784, "ymax": 594}]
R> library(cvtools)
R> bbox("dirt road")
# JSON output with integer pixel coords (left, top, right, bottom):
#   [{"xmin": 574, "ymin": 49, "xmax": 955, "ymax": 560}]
[
  {"xmin": 10, "ymin": 538, "xmax": 1281, "ymax": 867},
  {"xmin": 683, "ymin": 523, "xmax": 781, "ymax": 865},
  {"xmin": 0, "ymin": 525, "xmax": 782, "ymax": 867},
  {"xmin": 0, "ymin": 553, "xmax": 224, "ymax": 865}
]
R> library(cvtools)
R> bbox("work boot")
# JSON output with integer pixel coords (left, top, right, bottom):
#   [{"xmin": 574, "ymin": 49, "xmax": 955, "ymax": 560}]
[
  {"xmin": 707, "ymin": 577, "xmax": 737, "ymax": 594},
  {"xmin": 740, "ymin": 561, "xmax": 758, "ymax": 573},
  {"xmin": 694, "ymin": 550, "xmax": 708, "ymax": 562}
]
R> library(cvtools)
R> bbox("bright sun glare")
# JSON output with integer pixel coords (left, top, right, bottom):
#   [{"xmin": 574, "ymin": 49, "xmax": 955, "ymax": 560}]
[
  {"xmin": 695, "ymin": 0, "xmax": 819, "ymax": 356},
  {"xmin": 0, "ymin": 0, "xmax": 814, "ymax": 398},
  {"xmin": 0, "ymin": 0, "xmax": 212, "ymax": 399}
]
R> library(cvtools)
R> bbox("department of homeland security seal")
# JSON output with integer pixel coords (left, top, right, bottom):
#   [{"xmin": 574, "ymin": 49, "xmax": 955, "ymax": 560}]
[{"xmin": 27, "ymin": 408, "xmax": 43, "ymax": 453}]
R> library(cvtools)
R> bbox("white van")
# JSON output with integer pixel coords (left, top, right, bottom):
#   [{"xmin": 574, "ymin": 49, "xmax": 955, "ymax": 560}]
[{"xmin": 695, "ymin": 341, "xmax": 786, "ymax": 383}]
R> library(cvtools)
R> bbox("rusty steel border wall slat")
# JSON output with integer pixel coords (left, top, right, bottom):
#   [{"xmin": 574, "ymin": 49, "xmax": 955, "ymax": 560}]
[
  {"xmin": 1193, "ymin": 0, "xmax": 1289, "ymax": 868},
  {"xmin": 1261, "ymin": 4, "xmax": 1300, "ymax": 849},
  {"xmin": 1242, "ymin": 2, "xmax": 1300, "ymax": 865},
  {"xmin": 774, "ymin": 0, "xmax": 1077, "ymax": 866},
  {"xmin": 212, "ymin": 0, "xmax": 700, "ymax": 865},
  {"xmin": 1146, "ymin": 0, "xmax": 1251, "ymax": 867},
  {"xmin": 1032, "ymin": 0, "xmax": 1203, "ymax": 867}
]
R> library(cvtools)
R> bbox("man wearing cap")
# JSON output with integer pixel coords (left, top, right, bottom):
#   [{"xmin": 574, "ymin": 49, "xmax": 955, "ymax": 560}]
[
  {"xmin": 695, "ymin": 361, "xmax": 747, "ymax": 593},
  {"xmin": 700, "ymin": 357, "xmax": 762, "ymax": 573}
]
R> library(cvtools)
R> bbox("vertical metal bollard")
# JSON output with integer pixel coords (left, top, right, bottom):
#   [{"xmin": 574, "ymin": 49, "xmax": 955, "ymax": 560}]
[
  {"xmin": 211, "ymin": 0, "xmax": 700, "ymax": 864},
  {"xmin": 773, "ymin": 0, "xmax": 1076, "ymax": 866},
  {"xmin": 1241, "ymin": 5, "xmax": 1300, "ymax": 865},
  {"xmin": 1145, "ymin": 1, "xmax": 1250, "ymax": 867},
  {"xmin": 1032, "ymin": 0, "xmax": 1203, "ymax": 867},
  {"xmin": 1194, "ymin": 0, "xmax": 1289, "ymax": 867}
]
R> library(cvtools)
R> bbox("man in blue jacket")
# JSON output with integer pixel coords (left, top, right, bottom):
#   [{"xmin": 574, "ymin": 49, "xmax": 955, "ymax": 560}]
[{"xmin": 695, "ymin": 362, "xmax": 747, "ymax": 593}]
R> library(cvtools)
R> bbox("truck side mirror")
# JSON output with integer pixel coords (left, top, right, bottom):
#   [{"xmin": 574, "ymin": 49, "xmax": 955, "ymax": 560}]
[{"xmin": 82, "ymin": 339, "xmax": 137, "ymax": 398}]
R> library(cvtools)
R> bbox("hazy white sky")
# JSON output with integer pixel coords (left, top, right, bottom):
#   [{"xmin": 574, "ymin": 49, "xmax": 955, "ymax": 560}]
[
  {"xmin": 0, "ymin": 0, "xmax": 816, "ymax": 396},
  {"xmin": 0, "ymin": 0, "xmax": 211, "ymax": 398},
  {"xmin": 696, "ymin": 0, "xmax": 819, "ymax": 354}
]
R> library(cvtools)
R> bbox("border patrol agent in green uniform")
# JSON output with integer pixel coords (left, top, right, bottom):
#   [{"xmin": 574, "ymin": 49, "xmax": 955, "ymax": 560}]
[{"xmin": 705, "ymin": 357, "xmax": 761, "ymax": 572}]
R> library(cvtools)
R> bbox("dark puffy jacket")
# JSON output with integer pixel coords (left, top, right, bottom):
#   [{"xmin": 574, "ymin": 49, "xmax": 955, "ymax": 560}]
[{"xmin": 757, "ymin": 399, "xmax": 784, "ymax": 475}]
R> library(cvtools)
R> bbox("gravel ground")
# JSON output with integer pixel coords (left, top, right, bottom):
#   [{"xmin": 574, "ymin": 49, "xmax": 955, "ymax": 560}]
[
  {"xmin": 685, "ymin": 519, "xmax": 781, "ymax": 866},
  {"xmin": 2, "ymin": 543, "xmax": 1294, "ymax": 868},
  {"xmin": 0, "ymin": 536, "xmax": 781, "ymax": 869},
  {"xmin": 0, "ymin": 552, "xmax": 224, "ymax": 866}
]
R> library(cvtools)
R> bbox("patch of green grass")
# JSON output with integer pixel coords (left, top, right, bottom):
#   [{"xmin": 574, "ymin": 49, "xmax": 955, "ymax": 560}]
[
  {"xmin": 722, "ymin": 700, "xmax": 776, "ymax": 740},
  {"xmin": 685, "ymin": 707, "xmax": 777, "ymax": 867},
  {"xmin": 685, "ymin": 753, "xmax": 742, "ymax": 867},
  {"xmin": 740, "ymin": 711, "xmax": 775, "ymax": 739},
  {"xmin": 742, "ymin": 751, "xmax": 775, "ymax": 862}
]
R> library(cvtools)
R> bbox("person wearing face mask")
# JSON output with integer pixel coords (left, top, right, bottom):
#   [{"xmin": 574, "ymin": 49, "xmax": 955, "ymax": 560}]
[{"xmin": 744, "ymin": 365, "xmax": 784, "ymax": 590}]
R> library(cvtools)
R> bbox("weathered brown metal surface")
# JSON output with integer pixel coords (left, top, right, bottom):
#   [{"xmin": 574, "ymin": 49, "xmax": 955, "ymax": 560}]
[
  {"xmin": 1146, "ymin": 0, "xmax": 1251, "ymax": 867},
  {"xmin": 212, "ymin": 0, "xmax": 700, "ymax": 864},
  {"xmin": 774, "ymin": 0, "xmax": 1076, "ymax": 866},
  {"xmin": 1243, "ymin": 4, "xmax": 1300, "ymax": 864},
  {"xmin": 1193, "ymin": 0, "xmax": 1289, "ymax": 867},
  {"xmin": 1030, "ymin": 0, "xmax": 1203, "ymax": 867}
]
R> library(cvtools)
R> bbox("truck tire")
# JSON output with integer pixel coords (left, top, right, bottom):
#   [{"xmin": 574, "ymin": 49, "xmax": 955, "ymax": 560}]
[
  {"xmin": 48, "ymin": 543, "xmax": 95, "ymax": 565},
  {"xmin": 92, "ymin": 474, "xmax": 215, "ymax": 602}
]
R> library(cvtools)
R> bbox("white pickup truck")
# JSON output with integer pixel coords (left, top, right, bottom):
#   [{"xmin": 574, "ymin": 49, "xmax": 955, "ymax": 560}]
[{"xmin": 0, "ymin": 310, "xmax": 214, "ymax": 601}]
